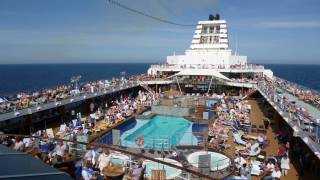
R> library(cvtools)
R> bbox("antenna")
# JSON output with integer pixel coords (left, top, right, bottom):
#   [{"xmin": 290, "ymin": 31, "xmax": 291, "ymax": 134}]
[
  {"xmin": 105, "ymin": 0, "xmax": 196, "ymax": 27},
  {"xmin": 235, "ymin": 33, "xmax": 238, "ymax": 56}
]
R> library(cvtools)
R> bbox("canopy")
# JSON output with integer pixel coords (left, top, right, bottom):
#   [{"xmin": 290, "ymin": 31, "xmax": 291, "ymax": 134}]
[{"xmin": 0, "ymin": 145, "xmax": 71, "ymax": 180}]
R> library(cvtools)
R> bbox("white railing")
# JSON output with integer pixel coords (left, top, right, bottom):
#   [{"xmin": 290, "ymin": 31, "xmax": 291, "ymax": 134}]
[{"xmin": 150, "ymin": 64, "xmax": 265, "ymax": 70}]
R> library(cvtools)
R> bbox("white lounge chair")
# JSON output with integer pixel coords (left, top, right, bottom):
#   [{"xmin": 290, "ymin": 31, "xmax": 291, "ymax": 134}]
[
  {"xmin": 251, "ymin": 160, "xmax": 262, "ymax": 176},
  {"xmin": 249, "ymin": 143, "xmax": 261, "ymax": 156},
  {"xmin": 233, "ymin": 133, "xmax": 247, "ymax": 146},
  {"xmin": 46, "ymin": 128, "xmax": 54, "ymax": 138},
  {"xmin": 59, "ymin": 124, "xmax": 66, "ymax": 133},
  {"xmin": 72, "ymin": 119, "xmax": 77, "ymax": 127},
  {"xmin": 240, "ymin": 143, "xmax": 261, "ymax": 157}
]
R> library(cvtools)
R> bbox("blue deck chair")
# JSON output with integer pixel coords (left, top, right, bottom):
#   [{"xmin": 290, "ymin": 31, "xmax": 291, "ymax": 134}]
[{"xmin": 233, "ymin": 133, "xmax": 247, "ymax": 146}]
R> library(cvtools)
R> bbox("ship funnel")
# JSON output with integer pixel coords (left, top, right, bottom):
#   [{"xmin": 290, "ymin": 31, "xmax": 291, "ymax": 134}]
[
  {"xmin": 208, "ymin": 14, "xmax": 220, "ymax": 21},
  {"xmin": 216, "ymin": 14, "xmax": 220, "ymax": 20},
  {"xmin": 208, "ymin": 14, "xmax": 215, "ymax": 20}
]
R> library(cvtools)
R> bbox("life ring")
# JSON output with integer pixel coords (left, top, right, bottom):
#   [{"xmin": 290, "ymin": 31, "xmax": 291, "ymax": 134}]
[{"xmin": 135, "ymin": 136, "xmax": 144, "ymax": 147}]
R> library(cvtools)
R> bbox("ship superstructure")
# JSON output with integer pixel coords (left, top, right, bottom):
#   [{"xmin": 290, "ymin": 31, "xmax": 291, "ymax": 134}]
[{"xmin": 147, "ymin": 14, "xmax": 273, "ymax": 80}]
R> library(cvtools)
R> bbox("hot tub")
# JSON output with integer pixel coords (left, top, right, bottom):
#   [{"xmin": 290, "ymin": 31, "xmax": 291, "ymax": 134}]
[
  {"xmin": 143, "ymin": 158, "xmax": 182, "ymax": 179},
  {"xmin": 187, "ymin": 151, "xmax": 230, "ymax": 171}
]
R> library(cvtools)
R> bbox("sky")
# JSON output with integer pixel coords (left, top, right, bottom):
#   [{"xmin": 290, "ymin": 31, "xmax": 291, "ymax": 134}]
[{"xmin": 0, "ymin": 0, "xmax": 319, "ymax": 64}]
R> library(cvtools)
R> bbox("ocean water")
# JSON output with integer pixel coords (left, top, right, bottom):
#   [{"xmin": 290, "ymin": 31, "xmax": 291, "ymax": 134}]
[
  {"xmin": 0, "ymin": 63, "xmax": 150, "ymax": 96},
  {"xmin": 264, "ymin": 64, "xmax": 320, "ymax": 91},
  {"xmin": 0, "ymin": 63, "xmax": 319, "ymax": 96}
]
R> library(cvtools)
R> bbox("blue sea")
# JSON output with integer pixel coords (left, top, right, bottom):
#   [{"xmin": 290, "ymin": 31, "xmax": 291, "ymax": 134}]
[
  {"xmin": 264, "ymin": 64, "xmax": 320, "ymax": 91},
  {"xmin": 0, "ymin": 63, "xmax": 319, "ymax": 96}
]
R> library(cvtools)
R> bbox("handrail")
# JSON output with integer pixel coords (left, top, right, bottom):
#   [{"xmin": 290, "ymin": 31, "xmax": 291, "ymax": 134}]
[
  {"xmin": 150, "ymin": 63, "xmax": 265, "ymax": 70},
  {"xmin": 257, "ymin": 80, "xmax": 320, "ymax": 126},
  {"xmin": 136, "ymin": 80, "xmax": 155, "ymax": 95},
  {"xmin": 0, "ymin": 133, "xmax": 215, "ymax": 180}
]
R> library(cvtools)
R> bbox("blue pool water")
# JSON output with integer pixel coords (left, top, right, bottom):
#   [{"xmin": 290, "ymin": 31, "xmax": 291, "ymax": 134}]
[
  {"xmin": 100, "ymin": 115, "xmax": 208, "ymax": 150},
  {"xmin": 124, "ymin": 116, "xmax": 192, "ymax": 149}
]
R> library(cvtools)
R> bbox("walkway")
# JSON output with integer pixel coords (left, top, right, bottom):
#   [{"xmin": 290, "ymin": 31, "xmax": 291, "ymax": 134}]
[
  {"xmin": 0, "ymin": 82, "xmax": 139, "ymax": 122},
  {"xmin": 247, "ymin": 99, "xmax": 300, "ymax": 180}
]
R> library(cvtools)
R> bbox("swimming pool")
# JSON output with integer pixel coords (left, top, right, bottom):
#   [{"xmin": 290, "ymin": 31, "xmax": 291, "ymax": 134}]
[
  {"xmin": 143, "ymin": 158, "xmax": 182, "ymax": 179},
  {"xmin": 124, "ymin": 116, "xmax": 192, "ymax": 149},
  {"xmin": 187, "ymin": 151, "xmax": 231, "ymax": 171},
  {"xmin": 100, "ymin": 115, "xmax": 208, "ymax": 150}
]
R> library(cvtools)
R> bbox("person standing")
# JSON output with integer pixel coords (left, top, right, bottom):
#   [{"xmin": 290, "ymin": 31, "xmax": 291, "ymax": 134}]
[
  {"xmin": 96, "ymin": 149, "xmax": 111, "ymax": 175},
  {"xmin": 263, "ymin": 165, "xmax": 281, "ymax": 180},
  {"xmin": 246, "ymin": 163, "xmax": 252, "ymax": 180},
  {"xmin": 239, "ymin": 163, "xmax": 247, "ymax": 178},
  {"xmin": 280, "ymin": 154, "xmax": 290, "ymax": 176}
]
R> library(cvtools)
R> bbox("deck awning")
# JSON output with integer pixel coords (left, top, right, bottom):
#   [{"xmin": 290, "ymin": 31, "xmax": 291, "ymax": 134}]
[
  {"xmin": 0, "ymin": 145, "xmax": 72, "ymax": 180},
  {"xmin": 169, "ymin": 69, "xmax": 231, "ymax": 81}
]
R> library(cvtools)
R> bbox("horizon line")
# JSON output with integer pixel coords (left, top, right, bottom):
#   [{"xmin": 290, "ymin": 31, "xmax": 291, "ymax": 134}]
[{"xmin": 0, "ymin": 62, "xmax": 319, "ymax": 65}]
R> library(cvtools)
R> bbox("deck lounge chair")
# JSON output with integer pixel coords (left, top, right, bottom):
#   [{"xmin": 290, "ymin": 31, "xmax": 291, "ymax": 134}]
[
  {"xmin": 249, "ymin": 143, "xmax": 261, "ymax": 156},
  {"xmin": 257, "ymin": 150, "xmax": 266, "ymax": 161},
  {"xmin": 250, "ymin": 160, "xmax": 262, "ymax": 176},
  {"xmin": 258, "ymin": 125, "xmax": 265, "ymax": 133},
  {"xmin": 234, "ymin": 123, "xmax": 249, "ymax": 133},
  {"xmin": 236, "ymin": 120, "xmax": 249, "ymax": 128},
  {"xmin": 239, "ymin": 143, "xmax": 261, "ymax": 157},
  {"xmin": 251, "ymin": 124, "xmax": 258, "ymax": 133},
  {"xmin": 46, "ymin": 128, "xmax": 54, "ymax": 138},
  {"xmin": 223, "ymin": 121, "xmax": 233, "ymax": 126},
  {"xmin": 233, "ymin": 133, "xmax": 247, "ymax": 146}
]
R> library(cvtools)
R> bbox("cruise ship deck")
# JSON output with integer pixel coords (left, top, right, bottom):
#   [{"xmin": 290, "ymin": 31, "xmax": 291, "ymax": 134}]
[{"xmin": 1, "ymin": 15, "xmax": 319, "ymax": 180}]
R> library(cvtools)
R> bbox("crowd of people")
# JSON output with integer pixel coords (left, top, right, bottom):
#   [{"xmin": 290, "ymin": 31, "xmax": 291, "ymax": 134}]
[
  {"xmin": 275, "ymin": 77, "xmax": 320, "ymax": 109},
  {"xmin": 208, "ymin": 94, "xmax": 252, "ymax": 151},
  {"xmin": 205, "ymin": 91, "xmax": 298, "ymax": 179},
  {"xmin": 53, "ymin": 90, "xmax": 157, "ymax": 141},
  {"xmin": 233, "ymin": 140, "xmax": 291, "ymax": 180},
  {"xmin": 0, "ymin": 77, "xmax": 137, "ymax": 114},
  {"xmin": 0, "ymin": 134, "xmax": 146, "ymax": 180},
  {"xmin": 257, "ymin": 77, "xmax": 319, "ymax": 132},
  {"xmin": 0, "ymin": 90, "xmax": 157, "ymax": 179}
]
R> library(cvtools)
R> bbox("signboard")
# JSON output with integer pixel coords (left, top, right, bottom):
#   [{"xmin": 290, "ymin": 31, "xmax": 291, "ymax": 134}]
[
  {"xmin": 198, "ymin": 154, "xmax": 211, "ymax": 168},
  {"xmin": 198, "ymin": 154, "xmax": 211, "ymax": 174},
  {"xmin": 203, "ymin": 112, "xmax": 209, "ymax": 120},
  {"xmin": 112, "ymin": 129, "xmax": 121, "ymax": 146},
  {"xmin": 76, "ymin": 135, "xmax": 88, "ymax": 151},
  {"xmin": 316, "ymin": 125, "xmax": 320, "ymax": 143}
]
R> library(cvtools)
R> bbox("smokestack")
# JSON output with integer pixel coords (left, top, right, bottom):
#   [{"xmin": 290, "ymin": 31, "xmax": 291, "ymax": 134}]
[
  {"xmin": 208, "ymin": 14, "xmax": 215, "ymax": 21},
  {"xmin": 216, "ymin": 14, "xmax": 220, "ymax": 20}
]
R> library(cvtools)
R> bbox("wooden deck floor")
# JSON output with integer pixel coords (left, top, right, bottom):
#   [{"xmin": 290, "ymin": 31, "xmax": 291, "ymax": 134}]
[
  {"xmin": 221, "ymin": 99, "xmax": 311, "ymax": 180},
  {"xmin": 245, "ymin": 99, "xmax": 319, "ymax": 180},
  {"xmin": 247, "ymin": 99, "xmax": 300, "ymax": 180}
]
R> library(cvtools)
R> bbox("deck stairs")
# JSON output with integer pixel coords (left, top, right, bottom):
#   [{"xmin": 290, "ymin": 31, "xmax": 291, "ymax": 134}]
[
  {"xmin": 242, "ymin": 88, "xmax": 257, "ymax": 99},
  {"xmin": 138, "ymin": 80, "xmax": 155, "ymax": 95},
  {"xmin": 194, "ymin": 104, "xmax": 206, "ymax": 119}
]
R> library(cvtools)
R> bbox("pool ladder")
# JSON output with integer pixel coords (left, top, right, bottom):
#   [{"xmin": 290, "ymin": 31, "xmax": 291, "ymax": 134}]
[{"xmin": 150, "ymin": 138, "xmax": 170, "ymax": 150}]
